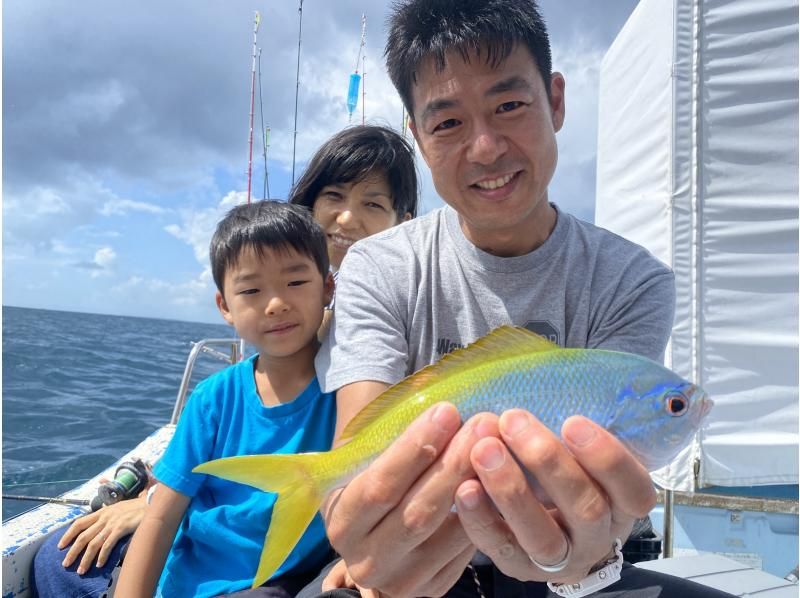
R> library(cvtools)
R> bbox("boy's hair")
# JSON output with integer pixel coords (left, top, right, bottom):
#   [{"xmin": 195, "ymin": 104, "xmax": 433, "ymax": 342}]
[
  {"xmin": 385, "ymin": 0, "xmax": 553, "ymax": 116},
  {"xmin": 210, "ymin": 201, "xmax": 329, "ymax": 295},
  {"xmin": 289, "ymin": 125, "xmax": 418, "ymax": 219}
]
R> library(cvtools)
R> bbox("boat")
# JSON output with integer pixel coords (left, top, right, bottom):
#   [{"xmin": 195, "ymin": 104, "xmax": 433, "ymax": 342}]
[
  {"xmin": 2, "ymin": 338, "xmax": 245, "ymax": 598},
  {"xmin": 595, "ymin": 0, "xmax": 799, "ymax": 590}
]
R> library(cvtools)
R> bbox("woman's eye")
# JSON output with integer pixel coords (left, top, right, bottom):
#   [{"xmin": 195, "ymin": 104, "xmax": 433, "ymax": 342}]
[
  {"xmin": 366, "ymin": 201, "xmax": 387, "ymax": 210},
  {"xmin": 432, "ymin": 118, "xmax": 460, "ymax": 133},
  {"xmin": 322, "ymin": 191, "xmax": 343, "ymax": 200}
]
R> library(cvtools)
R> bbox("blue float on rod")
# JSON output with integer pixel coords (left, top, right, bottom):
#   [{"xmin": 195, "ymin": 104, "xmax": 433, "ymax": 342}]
[{"xmin": 347, "ymin": 72, "xmax": 361, "ymax": 117}]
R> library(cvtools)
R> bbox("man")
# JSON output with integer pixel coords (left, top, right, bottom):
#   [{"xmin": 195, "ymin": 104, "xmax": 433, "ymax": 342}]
[{"xmin": 303, "ymin": 1, "xmax": 733, "ymax": 596}]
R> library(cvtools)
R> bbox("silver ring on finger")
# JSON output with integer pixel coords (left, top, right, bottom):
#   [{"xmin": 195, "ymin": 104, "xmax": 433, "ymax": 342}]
[{"xmin": 529, "ymin": 536, "xmax": 571, "ymax": 573}]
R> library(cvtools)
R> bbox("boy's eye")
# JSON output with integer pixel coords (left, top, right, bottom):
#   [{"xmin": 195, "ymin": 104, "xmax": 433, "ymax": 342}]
[
  {"xmin": 432, "ymin": 118, "xmax": 460, "ymax": 133},
  {"xmin": 237, "ymin": 288, "xmax": 259, "ymax": 295},
  {"xmin": 497, "ymin": 101, "xmax": 524, "ymax": 113},
  {"xmin": 288, "ymin": 280, "xmax": 309, "ymax": 287}
]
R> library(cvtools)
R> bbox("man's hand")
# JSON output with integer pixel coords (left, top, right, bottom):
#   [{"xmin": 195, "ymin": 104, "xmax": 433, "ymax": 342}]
[
  {"xmin": 323, "ymin": 403, "xmax": 495, "ymax": 597},
  {"xmin": 455, "ymin": 411, "xmax": 655, "ymax": 584}
]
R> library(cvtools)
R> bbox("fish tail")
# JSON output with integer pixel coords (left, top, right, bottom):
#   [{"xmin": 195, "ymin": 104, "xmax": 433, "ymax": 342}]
[{"xmin": 193, "ymin": 453, "xmax": 328, "ymax": 587}]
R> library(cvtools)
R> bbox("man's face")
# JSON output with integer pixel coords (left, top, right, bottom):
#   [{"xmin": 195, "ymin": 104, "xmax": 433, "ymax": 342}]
[{"xmin": 410, "ymin": 44, "xmax": 565, "ymax": 255}]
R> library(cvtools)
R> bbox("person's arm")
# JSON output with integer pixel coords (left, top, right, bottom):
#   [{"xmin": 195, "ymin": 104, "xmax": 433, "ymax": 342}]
[{"xmin": 115, "ymin": 484, "xmax": 189, "ymax": 597}]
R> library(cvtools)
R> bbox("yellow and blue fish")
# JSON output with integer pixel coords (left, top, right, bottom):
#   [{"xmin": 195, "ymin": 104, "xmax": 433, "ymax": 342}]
[{"xmin": 194, "ymin": 326, "xmax": 712, "ymax": 587}]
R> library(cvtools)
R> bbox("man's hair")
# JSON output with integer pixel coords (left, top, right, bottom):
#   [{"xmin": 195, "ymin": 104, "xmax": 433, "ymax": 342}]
[
  {"xmin": 385, "ymin": 0, "xmax": 553, "ymax": 116},
  {"xmin": 289, "ymin": 125, "xmax": 418, "ymax": 219},
  {"xmin": 210, "ymin": 200, "xmax": 329, "ymax": 294}
]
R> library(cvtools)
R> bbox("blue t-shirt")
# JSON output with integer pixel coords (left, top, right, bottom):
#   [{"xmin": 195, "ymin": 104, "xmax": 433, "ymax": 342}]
[{"xmin": 153, "ymin": 354, "xmax": 336, "ymax": 597}]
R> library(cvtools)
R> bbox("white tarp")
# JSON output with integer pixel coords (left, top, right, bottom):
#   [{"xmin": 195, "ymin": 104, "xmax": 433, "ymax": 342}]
[{"xmin": 596, "ymin": 0, "xmax": 799, "ymax": 491}]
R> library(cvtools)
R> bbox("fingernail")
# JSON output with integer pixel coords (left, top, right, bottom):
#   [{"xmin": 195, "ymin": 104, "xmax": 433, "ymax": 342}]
[
  {"xmin": 476, "ymin": 442, "xmax": 505, "ymax": 471},
  {"xmin": 458, "ymin": 488, "xmax": 480, "ymax": 510},
  {"xmin": 564, "ymin": 419, "xmax": 596, "ymax": 447},
  {"xmin": 502, "ymin": 410, "xmax": 530, "ymax": 438},
  {"xmin": 77, "ymin": 567, "xmax": 85, "ymax": 575},
  {"xmin": 431, "ymin": 403, "xmax": 458, "ymax": 432}
]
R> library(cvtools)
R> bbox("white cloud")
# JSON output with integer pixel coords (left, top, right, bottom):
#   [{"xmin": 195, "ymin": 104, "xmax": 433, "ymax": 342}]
[
  {"xmin": 94, "ymin": 247, "xmax": 116, "ymax": 268},
  {"xmin": 100, "ymin": 198, "xmax": 167, "ymax": 216},
  {"xmin": 165, "ymin": 191, "xmax": 248, "ymax": 263}
]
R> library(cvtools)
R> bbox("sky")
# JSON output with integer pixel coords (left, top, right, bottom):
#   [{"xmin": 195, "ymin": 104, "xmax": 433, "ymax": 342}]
[{"xmin": 3, "ymin": 0, "xmax": 641, "ymax": 325}]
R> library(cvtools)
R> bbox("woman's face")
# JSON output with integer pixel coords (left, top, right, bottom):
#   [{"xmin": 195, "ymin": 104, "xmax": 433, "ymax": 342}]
[{"xmin": 312, "ymin": 172, "xmax": 408, "ymax": 269}]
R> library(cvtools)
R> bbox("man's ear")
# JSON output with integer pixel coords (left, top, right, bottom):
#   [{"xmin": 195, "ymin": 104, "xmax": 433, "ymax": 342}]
[
  {"xmin": 323, "ymin": 271, "xmax": 335, "ymax": 306},
  {"xmin": 216, "ymin": 291, "xmax": 234, "ymax": 326},
  {"xmin": 549, "ymin": 72, "xmax": 566, "ymax": 132}
]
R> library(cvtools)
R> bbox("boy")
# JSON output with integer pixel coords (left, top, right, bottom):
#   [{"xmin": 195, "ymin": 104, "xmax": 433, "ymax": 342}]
[{"xmin": 117, "ymin": 201, "xmax": 336, "ymax": 597}]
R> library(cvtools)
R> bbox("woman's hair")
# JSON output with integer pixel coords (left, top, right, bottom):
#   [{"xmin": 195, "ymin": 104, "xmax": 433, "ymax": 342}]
[{"xmin": 289, "ymin": 125, "xmax": 418, "ymax": 219}]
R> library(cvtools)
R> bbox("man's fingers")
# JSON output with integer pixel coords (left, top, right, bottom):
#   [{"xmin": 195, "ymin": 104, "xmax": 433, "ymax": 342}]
[
  {"xmin": 325, "ymin": 402, "xmax": 461, "ymax": 551},
  {"xmin": 561, "ymin": 415, "xmax": 657, "ymax": 518}
]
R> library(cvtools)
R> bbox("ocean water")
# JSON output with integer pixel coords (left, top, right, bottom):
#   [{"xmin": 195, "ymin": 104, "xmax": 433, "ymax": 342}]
[{"xmin": 2, "ymin": 305, "xmax": 244, "ymax": 521}]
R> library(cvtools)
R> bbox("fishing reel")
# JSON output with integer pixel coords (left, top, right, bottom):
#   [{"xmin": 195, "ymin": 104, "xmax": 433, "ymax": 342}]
[{"xmin": 90, "ymin": 458, "xmax": 150, "ymax": 512}]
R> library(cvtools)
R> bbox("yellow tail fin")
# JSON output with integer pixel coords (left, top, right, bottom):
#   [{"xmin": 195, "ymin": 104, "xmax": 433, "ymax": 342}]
[{"xmin": 193, "ymin": 453, "xmax": 325, "ymax": 588}]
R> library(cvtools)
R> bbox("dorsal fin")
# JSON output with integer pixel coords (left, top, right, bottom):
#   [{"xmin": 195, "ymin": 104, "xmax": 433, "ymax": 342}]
[{"xmin": 339, "ymin": 325, "xmax": 561, "ymax": 442}]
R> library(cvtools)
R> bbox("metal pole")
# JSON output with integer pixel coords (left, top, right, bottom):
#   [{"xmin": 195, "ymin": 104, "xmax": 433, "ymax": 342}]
[
  {"xmin": 663, "ymin": 489, "xmax": 675, "ymax": 557},
  {"xmin": 291, "ymin": 0, "xmax": 304, "ymax": 185}
]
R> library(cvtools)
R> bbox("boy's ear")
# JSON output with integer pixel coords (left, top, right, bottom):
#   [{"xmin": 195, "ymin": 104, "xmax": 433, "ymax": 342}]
[
  {"xmin": 215, "ymin": 291, "xmax": 235, "ymax": 326},
  {"xmin": 323, "ymin": 271, "xmax": 335, "ymax": 306}
]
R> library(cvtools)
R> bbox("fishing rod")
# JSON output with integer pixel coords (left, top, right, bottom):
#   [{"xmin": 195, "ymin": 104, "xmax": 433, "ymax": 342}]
[
  {"xmin": 291, "ymin": 0, "xmax": 304, "ymax": 185},
  {"xmin": 3, "ymin": 494, "xmax": 90, "ymax": 507},
  {"xmin": 257, "ymin": 48, "xmax": 270, "ymax": 200},
  {"xmin": 246, "ymin": 11, "xmax": 261, "ymax": 205}
]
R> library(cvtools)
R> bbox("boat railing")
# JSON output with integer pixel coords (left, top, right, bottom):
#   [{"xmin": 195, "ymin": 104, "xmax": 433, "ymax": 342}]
[{"xmin": 170, "ymin": 338, "xmax": 246, "ymax": 425}]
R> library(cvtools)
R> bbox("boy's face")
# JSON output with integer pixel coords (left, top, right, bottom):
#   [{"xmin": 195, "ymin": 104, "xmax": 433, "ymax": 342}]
[
  {"xmin": 409, "ymin": 44, "xmax": 565, "ymax": 255},
  {"xmin": 312, "ymin": 171, "xmax": 411, "ymax": 270},
  {"xmin": 215, "ymin": 246, "xmax": 333, "ymax": 358}
]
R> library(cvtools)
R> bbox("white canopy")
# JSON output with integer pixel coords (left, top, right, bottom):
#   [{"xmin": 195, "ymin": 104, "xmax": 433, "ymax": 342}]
[{"xmin": 595, "ymin": 0, "xmax": 799, "ymax": 491}]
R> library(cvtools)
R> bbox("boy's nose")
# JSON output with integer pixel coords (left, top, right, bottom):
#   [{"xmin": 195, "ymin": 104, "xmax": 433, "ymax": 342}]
[{"xmin": 265, "ymin": 297, "xmax": 290, "ymax": 315}]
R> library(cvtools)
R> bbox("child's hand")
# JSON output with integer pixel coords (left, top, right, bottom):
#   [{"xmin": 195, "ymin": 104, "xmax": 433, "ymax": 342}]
[{"xmin": 322, "ymin": 559, "xmax": 382, "ymax": 598}]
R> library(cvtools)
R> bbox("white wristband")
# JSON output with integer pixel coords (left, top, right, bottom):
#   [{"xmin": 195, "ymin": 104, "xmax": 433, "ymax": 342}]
[{"xmin": 547, "ymin": 538, "xmax": 623, "ymax": 598}]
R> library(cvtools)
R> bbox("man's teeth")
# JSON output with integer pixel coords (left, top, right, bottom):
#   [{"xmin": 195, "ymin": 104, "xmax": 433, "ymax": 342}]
[{"xmin": 475, "ymin": 173, "xmax": 514, "ymax": 190}]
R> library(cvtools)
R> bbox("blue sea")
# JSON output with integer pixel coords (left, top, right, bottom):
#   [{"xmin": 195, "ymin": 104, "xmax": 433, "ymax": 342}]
[{"xmin": 2, "ymin": 305, "xmax": 245, "ymax": 521}]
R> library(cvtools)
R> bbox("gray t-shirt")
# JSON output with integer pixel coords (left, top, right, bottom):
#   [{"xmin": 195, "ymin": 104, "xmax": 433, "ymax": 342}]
[{"xmin": 316, "ymin": 204, "xmax": 675, "ymax": 393}]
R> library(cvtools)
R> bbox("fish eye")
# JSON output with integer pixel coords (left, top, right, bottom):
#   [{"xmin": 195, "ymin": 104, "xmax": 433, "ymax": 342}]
[{"xmin": 665, "ymin": 393, "xmax": 689, "ymax": 416}]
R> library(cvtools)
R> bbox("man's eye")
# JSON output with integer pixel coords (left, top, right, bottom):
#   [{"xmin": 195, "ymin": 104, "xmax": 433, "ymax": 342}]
[
  {"xmin": 432, "ymin": 118, "xmax": 460, "ymax": 133},
  {"xmin": 497, "ymin": 101, "xmax": 524, "ymax": 113},
  {"xmin": 288, "ymin": 280, "xmax": 309, "ymax": 287}
]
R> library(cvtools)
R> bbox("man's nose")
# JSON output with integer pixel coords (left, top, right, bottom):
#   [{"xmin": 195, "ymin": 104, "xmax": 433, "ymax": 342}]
[{"xmin": 466, "ymin": 122, "xmax": 508, "ymax": 165}]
